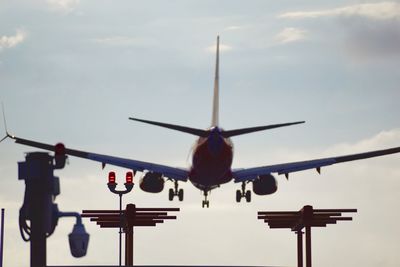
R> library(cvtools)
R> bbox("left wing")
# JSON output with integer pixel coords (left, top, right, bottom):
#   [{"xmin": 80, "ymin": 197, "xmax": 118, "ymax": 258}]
[
  {"xmin": 233, "ymin": 146, "xmax": 400, "ymax": 182},
  {"xmin": 8, "ymin": 135, "xmax": 189, "ymax": 181}
]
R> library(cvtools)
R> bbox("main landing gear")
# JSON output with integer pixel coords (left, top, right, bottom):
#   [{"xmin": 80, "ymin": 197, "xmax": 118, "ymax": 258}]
[
  {"xmin": 168, "ymin": 181, "xmax": 184, "ymax": 201},
  {"xmin": 202, "ymin": 190, "xmax": 210, "ymax": 208},
  {"xmin": 236, "ymin": 182, "xmax": 251, "ymax": 203}
]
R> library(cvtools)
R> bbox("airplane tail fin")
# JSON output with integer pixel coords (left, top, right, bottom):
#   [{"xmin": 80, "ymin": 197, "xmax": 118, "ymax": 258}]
[
  {"xmin": 211, "ymin": 36, "xmax": 220, "ymax": 127},
  {"xmin": 129, "ymin": 117, "xmax": 208, "ymax": 137},
  {"xmin": 221, "ymin": 121, "xmax": 305, "ymax": 138},
  {"xmin": 129, "ymin": 37, "xmax": 305, "ymax": 139}
]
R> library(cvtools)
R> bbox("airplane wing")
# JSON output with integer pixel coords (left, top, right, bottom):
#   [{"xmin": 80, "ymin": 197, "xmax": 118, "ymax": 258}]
[
  {"xmin": 232, "ymin": 146, "xmax": 400, "ymax": 182},
  {"xmin": 9, "ymin": 135, "xmax": 189, "ymax": 181}
]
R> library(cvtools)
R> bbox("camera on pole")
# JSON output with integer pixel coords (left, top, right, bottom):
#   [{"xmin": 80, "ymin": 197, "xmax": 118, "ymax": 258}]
[{"xmin": 18, "ymin": 144, "xmax": 89, "ymax": 267}]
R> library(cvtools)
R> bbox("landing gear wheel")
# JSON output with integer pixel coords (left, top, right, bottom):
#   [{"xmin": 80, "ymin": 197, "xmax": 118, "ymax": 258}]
[
  {"xmin": 202, "ymin": 190, "xmax": 210, "ymax": 208},
  {"xmin": 236, "ymin": 182, "xmax": 251, "ymax": 203},
  {"xmin": 178, "ymin": 189, "xmax": 184, "ymax": 201},
  {"xmin": 245, "ymin": 190, "xmax": 251, "ymax": 203},
  {"xmin": 168, "ymin": 188, "xmax": 174, "ymax": 201},
  {"xmin": 168, "ymin": 181, "xmax": 182, "ymax": 201},
  {"xmin": 236, "ymin": 190, "xmax": 242, "ymax": 203}
]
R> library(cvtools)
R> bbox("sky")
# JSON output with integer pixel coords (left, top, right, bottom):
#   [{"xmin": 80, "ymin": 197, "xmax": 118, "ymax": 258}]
[{"xmin": 1, "ymin": 0, "xmax": 400, "ymax": 266}]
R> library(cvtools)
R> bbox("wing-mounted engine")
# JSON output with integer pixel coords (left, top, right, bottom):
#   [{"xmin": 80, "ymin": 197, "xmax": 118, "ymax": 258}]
[
  {"xmin": 139, "ymin": 172, "xmax": 165, "ymax": 193},
  {"xmin": 252, "ymin": 174, "xmax": 277, "ymax": 195}
]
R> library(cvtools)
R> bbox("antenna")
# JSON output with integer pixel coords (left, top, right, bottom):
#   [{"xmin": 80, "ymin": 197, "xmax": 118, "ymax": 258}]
[{"xmin": 0, "ymin": 103, "xmax": 13, "ymax": 143}]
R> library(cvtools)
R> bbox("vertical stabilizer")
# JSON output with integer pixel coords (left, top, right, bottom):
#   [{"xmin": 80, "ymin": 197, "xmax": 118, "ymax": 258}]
[{"xmin": 211, "ymin": 36, "xmax": 220, "ymax": 127}]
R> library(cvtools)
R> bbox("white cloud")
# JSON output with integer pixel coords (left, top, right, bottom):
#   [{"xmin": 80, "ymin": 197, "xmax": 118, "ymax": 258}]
[
  {"xmin": 224, "ymin": 25, "xmax": 246, "ymax": 31},
  {"xmin": 93, "ymin": 36, "xmax": 151, "ymax": 46},
  {"xmin": 206, "ymin": 44, "xmax": 232, "ymax": 53},
  {"xmin": 264, "ymin": 128, "xmax": 400, "ymax": 166},
  {"xmin": 279, "ymin": 2, "xmax": 400, "ymax": 20},
  {"xmin": 47, "ymin": 0, "xmax": 80, "ymax": 13},
  {"xmin": 324, "ymin": 128, "xmax": 400, "ymax": 156},
  {"xmin": 0, "ymin": 29, "xmax": 27, "ymax": 50},
  {"xmin": 274, "ymin": 27, "xmax": 307, "ymax": 44}
]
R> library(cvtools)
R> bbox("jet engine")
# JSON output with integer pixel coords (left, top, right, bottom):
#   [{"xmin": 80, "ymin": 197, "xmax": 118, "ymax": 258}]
[
  {"xmin": 139, "ymin": 172, "xmax": 164, "ymax": 193},
  {"xmin": 252, "ymin": 174, "xmax": 277, "ymax": 195}
]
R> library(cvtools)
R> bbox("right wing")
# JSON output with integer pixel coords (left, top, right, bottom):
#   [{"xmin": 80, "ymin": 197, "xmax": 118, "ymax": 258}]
[
  {"xmin": 8, "ymin": 135, "xmax": 189, "ymax": 181},
  {"xmin": 233, "ymin": 146, "xmax": 400, "ymax": 182}
]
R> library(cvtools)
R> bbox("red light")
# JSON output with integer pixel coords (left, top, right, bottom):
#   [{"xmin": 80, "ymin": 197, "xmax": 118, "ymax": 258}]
[
  {"xmin": 108, "ymin": 171, "xmax": 116, "ymax": 184},
  {"xmin": 55, "ymin": 143, "xmax": 66, "ymax": 155},
  {"xmin": 126, "ymin": 171, "xmax": 133, "ymax": 184}
]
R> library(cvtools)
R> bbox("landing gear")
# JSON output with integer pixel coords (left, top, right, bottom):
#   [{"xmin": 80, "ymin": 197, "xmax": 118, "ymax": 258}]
[
  {"xmin": 236, "ymin": 182, "xmax": 251, "ymax": 203},
  {"xmin": 168, "ymin": 181, "xmax": 184, "ymax": 201},
  {"xmin": 245, "ymin": 190, "xmax": 251, "ymax": 202},
  {"xmin": 178, "ymin": 189, "xmax": 184, "ymax": 201},
  {"xmin": 202, "ymin": 190, "xmax": 210, "ymax": 208},
  {"xmin": 236, "ymin": 190, "xmax": 241, "ymax": 203},
  {"xmin": 168, "ymin": 188, "xmax": 174, "ymax": 201}
]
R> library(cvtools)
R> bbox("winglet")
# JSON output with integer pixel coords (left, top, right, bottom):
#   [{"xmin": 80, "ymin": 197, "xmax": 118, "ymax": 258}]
[{"xmin": 211, "ymin": 35, "xmax": 220, "ymax": 127}]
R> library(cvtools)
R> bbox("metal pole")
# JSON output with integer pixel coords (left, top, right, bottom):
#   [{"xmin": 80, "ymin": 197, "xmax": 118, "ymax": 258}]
[
  {"xmin": 106, "ymin": 177, "xmax": 133, "ymax": 266},
  {"xmin": 297, "ymin": 231, "xmax": 303, "ymax": 267},
  {"xmin": 305, "ymin": 226, "xmax": 312, "ymax": 267},
  {"xmin": 125, "ymin": 227, "xmax": 133, "ymax": 266},
  {"xmin": 125, "ymin": 203, "xmax": 135, "ymax": 267},
  {"xmin": 29, "ymin": 154, "xmax": 51, "ymax": 267},
  {"xmin": 0, "ymin": 208, "xmax": 4, "ymax": 267},
  {"xmin": 119, "ymin": 194, "xmax": 123, "ymax": 267},
  {"xmin": 30, "ymin": 180, "xmax": 47, "ymax": 267}
]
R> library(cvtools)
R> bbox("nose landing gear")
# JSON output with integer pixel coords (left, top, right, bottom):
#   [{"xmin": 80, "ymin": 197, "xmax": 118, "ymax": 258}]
[
  {"xmin": 168, "ymin": 181, "xmax": 184, "ymax": 201},
  {"xmin": 202, "ymin": 190, "xmax": 210, "ymax": 208},
  {"xmin": 236, "ymin": 182, "xmax": 251, "ymax": 203}
]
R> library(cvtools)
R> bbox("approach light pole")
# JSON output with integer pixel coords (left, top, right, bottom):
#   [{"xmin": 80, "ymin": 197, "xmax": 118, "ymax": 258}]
[
  {"xmin": 107, "ymin": 171, "xmax": 134, "ymax": 267},
  {"xmin": 258, "ymin": 205, "xmax": 357, "ymax": 267}
]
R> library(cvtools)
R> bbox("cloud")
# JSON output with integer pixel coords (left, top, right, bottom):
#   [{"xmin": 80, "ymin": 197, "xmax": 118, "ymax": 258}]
[
  {"xmin": 344, "ymin": 20, "xmax": 400, "ymax": 60},
  {"xmin": 274, "ymin": 27, "xmax": 307, "ymax": 44},
  {"xmin": 47, "ymin": 0, "xmax": 80, "ymax": 13},
  {"xmin": 265, "ymin": 128, "xmax": 400, "ymax": 166},
  {"xmin": 224, "ymin": 25, "xmax": 246, "ymax": 31},
  {"xmin": 92, "ymin": 36, "xmax": 152, "ymax": 46},
  {"xmin": 0, "ymin": 29, "xmax": 27, "ymax": 50},
  {"xmin": 278, "ymin": 2, "xmax": 400, "ymax": 60},
  {"xmin": 206, "ymin": 44, "xmax": 232, "ymax": 53},
  {"xmin": 324, "ymin": 128, "xmax": 400, "ymax": 156},
  {"xmin": 279, "ymin": 2, "xmax": 400, "ymax": 20}
]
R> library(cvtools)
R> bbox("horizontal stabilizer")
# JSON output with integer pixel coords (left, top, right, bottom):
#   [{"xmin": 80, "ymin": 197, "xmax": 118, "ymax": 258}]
[
  {"xmin": 221, "ymin": 121, "xmax": 305, "ymax": 138},
  {"xmin": 129, "ymin": 117, "xmax": 209, "ymax": 137}
]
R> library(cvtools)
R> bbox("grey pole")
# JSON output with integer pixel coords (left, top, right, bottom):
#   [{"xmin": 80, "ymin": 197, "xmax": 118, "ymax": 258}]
[
  {"xmin": 0, "ymin": 208, "xmax": 5, "ymax": 267},
  {"xmin": 119, "ymin": 194, "xmax": 122, "ymax": 267}
]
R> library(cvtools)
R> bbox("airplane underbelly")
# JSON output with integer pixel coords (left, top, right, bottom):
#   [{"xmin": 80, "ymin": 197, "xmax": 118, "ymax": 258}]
[{"xmin": 189, "ymin": 141, "xmax": 233, "ymax": 188}]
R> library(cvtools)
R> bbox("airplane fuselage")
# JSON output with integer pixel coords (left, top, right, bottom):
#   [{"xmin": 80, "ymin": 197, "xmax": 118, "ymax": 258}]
[{"xmin": 189, "ymin": 127, "xmax": 233, "ymax": 190}]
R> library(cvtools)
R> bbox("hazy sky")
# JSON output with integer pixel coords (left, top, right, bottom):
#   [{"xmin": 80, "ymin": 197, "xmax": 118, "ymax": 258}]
[{"xmin": 1, "ymin": 1, "xmax": 400, "ymax": 266}]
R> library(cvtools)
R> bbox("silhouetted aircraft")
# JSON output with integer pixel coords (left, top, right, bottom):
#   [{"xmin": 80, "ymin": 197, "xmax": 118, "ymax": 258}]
[{"xmin": 2, "ymin": 37, "xmax": 400, "ymax": 207}]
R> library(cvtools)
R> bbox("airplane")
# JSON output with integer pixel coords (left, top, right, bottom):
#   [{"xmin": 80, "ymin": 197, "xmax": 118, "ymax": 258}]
[{"xmin": 2, "ymin": 36, "xmax": 400, "ymax": 208}]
